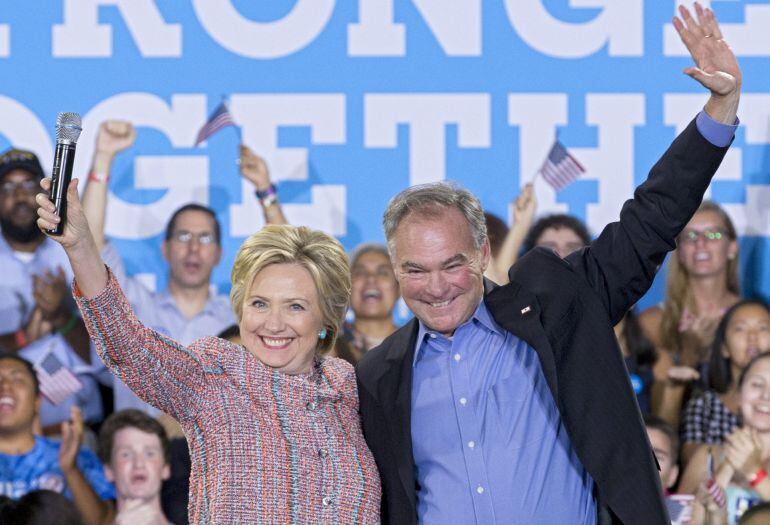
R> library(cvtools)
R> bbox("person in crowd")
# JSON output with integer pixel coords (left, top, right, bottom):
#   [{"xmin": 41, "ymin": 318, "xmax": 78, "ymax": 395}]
[
  {"xmin": 98, "ymin": 409, "xmax": 173, "ymax": 525},
  {"xmin": 681, "ymin": 352, "xmax": 770, "ymax": 524},
  {"xmin": 356, "ymin": 4, "xmax": 741, "ymax": 523},
  {"xmin": 617, "ymin": 311, "xmax": 659, "ymax": 415},
  {"xmin": 333, "ymin": 243, "xmax": 399, "ymax": 364},
  {"xmin": 679, "ymin": 300, "xmax": 770, "ymax": 468},
  {"xmin": 483, "ymin": 183, "xmax": 537, "ymax": 285},
  {"xmin": 0, "ymin": 148, "xmax": 102, "ymax": 431},
  {"xmin": 522, "ymin": 212, "xmax": 591, "ymax": 259},
  {"xmin": 640, "ymin": 200, "xmax": 740, "ymax": 426},
  {"xmin": 645, "ymin": 414, "xmax": 681, "ymax": 493},
  {"xmin": 35, "ymin": 167, "xmax": 381, "ymax": 524},
  {"xmin": 0, "ymin": 353, "xmax": 114, "ymax": 525},
  {"xmin": 0, "ymin": 489, "xmax": 86, "ymax": 525}
]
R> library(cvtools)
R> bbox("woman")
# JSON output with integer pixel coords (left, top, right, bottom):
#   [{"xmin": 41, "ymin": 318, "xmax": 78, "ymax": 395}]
[
  {"xmin": 35, "ymin": 178, "xmax": 381, "ymax": 523},
  {"xmin": 333, "ymin": 244, "xmax": 399, "ymax": 363},
  {"xmin": 680, "ymin": 300, "xmax": 770, "ymax": 466},
  {"xmin": 682, "ymin": 352, "xmax": 770, "ymax": 524},
  {"xmin": 640, "ymin": 201, "xmax": 740, "ymax": 426}
]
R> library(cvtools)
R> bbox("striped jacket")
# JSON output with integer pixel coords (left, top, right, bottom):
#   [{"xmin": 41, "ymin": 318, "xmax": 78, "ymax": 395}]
[{"xmin": 76, "ymin": 270, "xmax": 381, "ymax": 524}]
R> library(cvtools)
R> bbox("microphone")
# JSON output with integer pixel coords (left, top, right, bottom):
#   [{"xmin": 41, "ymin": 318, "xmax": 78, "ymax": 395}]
[{"xmin": 47, "ymin": 112, "xmax": 82, "ymax": 236}]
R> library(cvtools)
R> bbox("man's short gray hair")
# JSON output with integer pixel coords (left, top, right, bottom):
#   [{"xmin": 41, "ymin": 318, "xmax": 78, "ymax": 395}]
[{"xmin": 383, "ymin": 181, "xmax": 488, "ymax": 254}]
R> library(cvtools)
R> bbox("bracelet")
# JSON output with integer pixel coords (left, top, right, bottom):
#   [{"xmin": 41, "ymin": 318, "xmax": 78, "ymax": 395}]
[
  {"xmin": 88, "ymin": 170, "xmax": 109, "ymax": 183},
  {"xmin": 14, "ymin": 329, "xmax": 28, "ymax": 349},
  {"xmin": 255, "ymin": 185, "xmax": 278, "ymax": 208},
  {"xmin": 57, "ymin": 312, "xmax": 80, "ymax": 337},
  {"xmin": 750, "ymin": 468, "xmax": 767, "ymax": 487}
]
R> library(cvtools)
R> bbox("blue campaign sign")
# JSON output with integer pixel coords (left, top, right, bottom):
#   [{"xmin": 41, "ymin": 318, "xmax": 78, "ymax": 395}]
[{"xmin": 0, "ymin": 1, "xmax": 768, "ymax": 311}]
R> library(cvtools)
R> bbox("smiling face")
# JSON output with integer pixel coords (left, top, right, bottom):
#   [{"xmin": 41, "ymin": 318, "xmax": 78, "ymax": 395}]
[
  {"xmin": 392, "ymin": 207, "xmax": 489, "ymax": 337},
  {"xmin": 0, "ymin": 358, "xmax": 39, "ymax": 436},
  {"xmin": 106, "ymin": 427, "xmax": 170, "ymax": 502},
  {"xmin": 723, "ymin": 304, "xmax": 770, "ymax": 370},
  {"xmin": 350, "ymin": 250, "xmax": 399, "ymax": 322},
  {"xmin": 239, "ymin": 263, "xmax": 325, "ymax": 375},
  {"xmin": 677, "ymin": 210, "xmax": 737, "ymax": 278},
  {"xmin": 740, "ymin": 356, "xmax": 770, "ymax": 431},
  {"xmin": 162, "ymin": 209, "xmax": 222, "ymax": 291}
]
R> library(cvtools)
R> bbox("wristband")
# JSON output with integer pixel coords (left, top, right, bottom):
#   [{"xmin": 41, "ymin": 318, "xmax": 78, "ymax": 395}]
[
  {"xmin": 14, "ymin": 329, "xmax": 28, "ymax": 349},
  {"xmin": 255, "ymin": 185, "xmax": 278, "ymax": 208},
  {"xmin": 750, "ymin": 468, "xmax": 767, "ymax": 487},
  {"xmin": 57, "ymin": 312, "xmax": 80, "ymax": 337},
  {"xmin": 255, "ymin": 184, "xmax": 277, "ymax": 200},
  {"xmin": 88, "ymin": 170, "xmax": 109, "ymax": 183}
]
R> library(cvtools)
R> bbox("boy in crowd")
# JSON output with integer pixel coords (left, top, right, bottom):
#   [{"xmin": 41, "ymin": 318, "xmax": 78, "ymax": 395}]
[{"xmin": 98, "ymin": 409, "xmax": 173, "ymax": 525}]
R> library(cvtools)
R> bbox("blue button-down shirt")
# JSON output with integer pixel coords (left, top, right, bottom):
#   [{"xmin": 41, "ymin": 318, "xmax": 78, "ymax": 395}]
[{"xmin": 411, "ymin": 300, "xmax": 596, "ymax": 524}]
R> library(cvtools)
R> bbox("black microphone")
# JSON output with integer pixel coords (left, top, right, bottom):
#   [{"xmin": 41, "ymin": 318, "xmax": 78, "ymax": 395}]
[{"xmin": 47, "ymin": 112, "xmax": 82, "ymax": 236}]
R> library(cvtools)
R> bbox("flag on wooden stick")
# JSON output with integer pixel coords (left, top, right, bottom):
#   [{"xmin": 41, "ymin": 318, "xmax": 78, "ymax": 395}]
[{"xmin": 537, "ymin": 140, "xmax": 586, "ymax": 191}]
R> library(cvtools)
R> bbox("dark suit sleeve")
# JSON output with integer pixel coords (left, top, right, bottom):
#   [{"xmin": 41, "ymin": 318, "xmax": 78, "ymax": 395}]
[{"xmin": 565, "ymin": 117, "xmax": 731, "ymax": 325}]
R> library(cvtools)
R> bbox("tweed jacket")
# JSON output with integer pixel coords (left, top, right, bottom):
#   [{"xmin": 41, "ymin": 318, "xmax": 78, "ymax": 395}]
[{"xmin": 76, "ymin": 272, "xmax": 381, "ymax": 525}]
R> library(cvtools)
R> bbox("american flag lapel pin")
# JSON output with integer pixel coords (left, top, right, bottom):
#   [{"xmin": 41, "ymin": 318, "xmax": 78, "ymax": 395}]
[{"xmin": 521, "ymin": 306, "xmax": 531, "ymax": 315}]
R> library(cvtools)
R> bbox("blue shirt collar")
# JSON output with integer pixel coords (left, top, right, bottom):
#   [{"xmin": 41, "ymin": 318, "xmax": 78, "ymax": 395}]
[{"xmin": 413, "ymin": 298, "xmax": 503, "ymax": 366}]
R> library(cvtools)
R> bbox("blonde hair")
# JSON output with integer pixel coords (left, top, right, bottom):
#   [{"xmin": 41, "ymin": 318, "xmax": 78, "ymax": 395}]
[
  {"xmin": 660, "ymin": 201, "xmax": 740, "ymax": 353},
  {"xmin": 230, "ymin": 225, "xmax": 351, "ymax": 352}
]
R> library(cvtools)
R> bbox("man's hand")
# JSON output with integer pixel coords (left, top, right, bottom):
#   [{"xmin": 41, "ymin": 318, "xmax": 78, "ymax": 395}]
[
  {"xmin": 95, "ymin": 121, "xmax": 136, "ymax": 159},
  {"xmin": 239, "ymin": 145, "xmax": 272, "ymax": 191},
  {"xmin": 513, "ymin": 183, "xmax": 537, "ymax": 227},
  {"xmin": 674, "ymin": 2, "xmax": 741, "ymax": 123},
  {"xmin": 32, "ymin": 268, "xmax": 68, "ymax": 321},
  {"xmin": 724, "ymin": 427, "xmax": 763, "ymax": 479},
  {"xmin": 59, "ymin": 406, "xmax": 84, "ymax": 475}
]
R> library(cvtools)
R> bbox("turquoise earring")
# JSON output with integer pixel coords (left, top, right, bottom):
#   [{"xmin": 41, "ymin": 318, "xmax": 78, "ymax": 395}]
[{"xmin": 318, "ymin": 328, "xmax": 327, "ymax": 340}]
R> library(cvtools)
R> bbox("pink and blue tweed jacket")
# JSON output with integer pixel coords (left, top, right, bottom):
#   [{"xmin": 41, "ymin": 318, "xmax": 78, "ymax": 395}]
[{"xmin": 75, "ymin": 270, "xmax": 381, "ymax": 524}]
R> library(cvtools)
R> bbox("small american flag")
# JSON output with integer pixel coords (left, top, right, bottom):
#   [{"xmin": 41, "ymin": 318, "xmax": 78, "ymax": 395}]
[
  {"xmin": 195, "ymin": 100, "xmax": 236, "ymax": 146},
  {"xmin": 34, "ymin": 350, "xmax": 82, "ymax": 405},
  {"xmin": 537, "ymin": 140, "xmax": 586, "ymax": 191}
]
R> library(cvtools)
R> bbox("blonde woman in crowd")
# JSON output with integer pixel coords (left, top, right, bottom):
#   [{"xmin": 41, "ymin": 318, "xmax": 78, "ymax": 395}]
[{"xmin": 640, "ymin": 201, "xmax": 740, "ymax": 427}]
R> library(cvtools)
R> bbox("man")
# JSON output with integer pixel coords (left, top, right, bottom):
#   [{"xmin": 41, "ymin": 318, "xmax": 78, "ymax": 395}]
[
  {"xmin": 98, "ymin": 409, "xmax": 173, "ymax": 525},
  {"xmin": 644, "ymin": 415, "xmax": 680, "ymax": 494},
  {"xmin": 0, "ymin": 353, "xmax": 113, "ymax": 525},
  {"xmin": 82, "ymin": 121, "xmax": 238, "ymax": 417},
  {"xmin": 356, "ymin": 5, "xmax": 740, "ymax": 524},
  {"xmin": 0, "ymin": 147, "xmax": 102, "ymax": 430}
]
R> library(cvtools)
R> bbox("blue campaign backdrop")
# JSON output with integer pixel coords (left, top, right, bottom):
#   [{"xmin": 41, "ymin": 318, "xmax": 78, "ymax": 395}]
[{"xmin": 0, "ymin": 1, "xmax": 768, "ymax": 323}]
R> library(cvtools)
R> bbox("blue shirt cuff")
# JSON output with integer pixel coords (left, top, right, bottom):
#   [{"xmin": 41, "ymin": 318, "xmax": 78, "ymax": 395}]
[{"xmin": 696, "ymin": 110, "xmax": 738, "ymax": 148}]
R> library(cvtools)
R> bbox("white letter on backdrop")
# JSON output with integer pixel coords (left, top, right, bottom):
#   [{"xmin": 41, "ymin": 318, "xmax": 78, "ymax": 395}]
[
  {"xmin": 79, "ymin": 93, "xmax": 208, "ymax": 239},
  {"xmin": 504, "ymin": 0, "xmax": 642, "ymax": 58},
  {"xmin": 348, "ymin": 0, "xmax": 481, "ymax": 56},
  {"xmin": 664, "ymin": 93, "xmax": 770, "ymax": 236},
  {"xmin": 364, "ymin": 94, "xmax": 490, "ymax": 185},
  {"xmin": 0, "ymin": 97, "xmax": 53, "ymax": 168},
  {"xmin": 0, "ymin": 23, "xmax": 8, "ymax": 57},
  {"xmin": 228, "ymin": 94, "xmax": 346, "ymax": 236},
  {"xmin": 53, "ymin": 0, "xmax": 181, "ymax": 57},
  {"xmin": 664, "ymin": 4, "xmax": 770, "ymax": 57},
  {"xmin": 192, "ymin": 0, "xmax": 335, "ymax": 58}
]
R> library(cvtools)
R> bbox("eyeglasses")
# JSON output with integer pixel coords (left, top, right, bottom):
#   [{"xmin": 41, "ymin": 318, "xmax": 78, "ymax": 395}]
[
  {"xmin": 170, "ymin": 231, "xmax": 216, "ymax": 245},
  {"xmin": 0, "ymin": 180, "xmax": 38, "ymax": 195},
  {"xmin": 679, "ymin": 229, "xmax": 728, "ymax": 244}
]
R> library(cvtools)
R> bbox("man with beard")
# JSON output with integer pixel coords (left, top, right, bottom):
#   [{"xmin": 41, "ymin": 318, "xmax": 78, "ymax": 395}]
[{"xmin": 0, "ymin": 148, "xmax": 103, "ymax": 430}]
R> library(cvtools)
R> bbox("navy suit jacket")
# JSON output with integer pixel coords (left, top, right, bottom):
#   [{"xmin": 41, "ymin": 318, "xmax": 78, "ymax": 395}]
[{"xmin": 356, "ymin": 118, "xmax": 730, "ymax": 524}]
